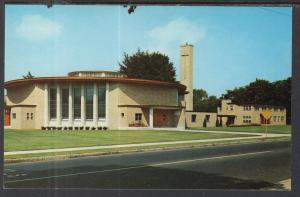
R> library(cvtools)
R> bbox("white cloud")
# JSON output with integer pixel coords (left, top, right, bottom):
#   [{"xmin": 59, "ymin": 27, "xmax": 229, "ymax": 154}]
[
  {"xmin": 16, "ymin": 14, "xmax": 62, "ymax": 42},
  {"xmin": 146, "ymin": 17, "xmax": 206, "ymax": 56}
]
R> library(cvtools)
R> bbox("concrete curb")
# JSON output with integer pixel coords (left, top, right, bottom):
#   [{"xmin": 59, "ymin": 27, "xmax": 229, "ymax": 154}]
[{"xmin": 5, "ymin": 137, "xmax": 290, "ymax": 165}]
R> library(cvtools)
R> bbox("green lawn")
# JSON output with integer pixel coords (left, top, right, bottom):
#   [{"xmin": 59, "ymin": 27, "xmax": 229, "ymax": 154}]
[
  {"xmin": 191, "ymin": 125, "xmax": 291, "ymax": 134},
  {"xmin": 4, "ymin": 129, "xmax": 253, "ymax": 152}
]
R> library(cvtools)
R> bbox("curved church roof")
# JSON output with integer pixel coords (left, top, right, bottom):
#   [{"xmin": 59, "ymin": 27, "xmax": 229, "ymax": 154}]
[{"xmin": 5, "ymin": 76, "xmax": 187, "ymax": 94}]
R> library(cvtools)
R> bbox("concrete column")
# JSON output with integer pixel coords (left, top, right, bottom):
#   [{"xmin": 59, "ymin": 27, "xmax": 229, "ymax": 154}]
[
  {"xmin": 177, "ymin": 108, "xmax": 186, "ymax": 130},
  {"xmin": 81, "ymin": 84, "xmax": 85, "ymax": 126},
  {"xmin": 105, "ymin": 82, "xmax": 109, "ymax": 125},
  {"xmin": 44, "ymin": 83, "xmax": 49, "ymax": 126},
  {"xmin": 149, "ymin": 107, "xmax": 154, "ymax": 128},
  {"xmin": 56, "ymin": 83, "xmax": 62, "ymax": 126},
  {"xmin": 93, "ymin": 83, "xmax": 98, "ymax": 127},
  {"xmin": 68, "ymin": 83, "xmax": 73, "ymax": 126}
]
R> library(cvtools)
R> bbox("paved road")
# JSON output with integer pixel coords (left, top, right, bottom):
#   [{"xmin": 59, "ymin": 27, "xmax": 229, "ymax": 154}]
[{"xmin": 4, "ymin": 140, "xmax": 291, "ymax": 189}]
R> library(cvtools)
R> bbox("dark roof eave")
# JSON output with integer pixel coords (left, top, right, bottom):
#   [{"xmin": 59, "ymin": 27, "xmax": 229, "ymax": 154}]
[
  {"xmin": 217, "ymin": 114, "xmax": 236, "ymax": 117},
  {"xmin": 7, "ymin": 104, "xmax": 36, "ymax": 108},
  {"xmin": 118, "ymin": 104, "xmax": 184, "ymax": 109},
  {"xmin": 5, "ymin": 76, "xmax": 187, "ymax": 93}
]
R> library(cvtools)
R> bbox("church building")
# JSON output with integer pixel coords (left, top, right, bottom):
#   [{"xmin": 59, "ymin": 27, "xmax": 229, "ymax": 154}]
[{"xmin": 4, "ymin": 44, "xmax": 286, "ymax": 130}]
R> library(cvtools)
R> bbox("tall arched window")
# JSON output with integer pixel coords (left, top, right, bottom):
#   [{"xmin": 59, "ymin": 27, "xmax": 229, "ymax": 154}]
[
  {"xmin": 61, "ymin": 88, "xmax": 69, "ymax": 119},
  {"xmin": 73, "ymin": 87, "xmax": 81, "ymax": 119},
  {"xmin": 85, "ymin": 85, "xmax": 93, "ymax": 120},
  {"xmin": 49, "ymin": 87, "xmax": 57, "ymax": 119},
  {"xmin": 98, "ymin": 85, "xmax": 106, "ymax": 118}
]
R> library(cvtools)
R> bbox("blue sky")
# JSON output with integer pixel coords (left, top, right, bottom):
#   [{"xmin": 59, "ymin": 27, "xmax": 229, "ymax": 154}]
[{"xmin": 5, "ymin": 5, "xmax": 292, "ymax": 96}]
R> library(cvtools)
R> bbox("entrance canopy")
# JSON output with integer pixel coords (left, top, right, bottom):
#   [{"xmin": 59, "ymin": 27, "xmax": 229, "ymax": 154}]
[{"xmin": 118, "ymin": 104, "xmax": 184, "ymax": 110}]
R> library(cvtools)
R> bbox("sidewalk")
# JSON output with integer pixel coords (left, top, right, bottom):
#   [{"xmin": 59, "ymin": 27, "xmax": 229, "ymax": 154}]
[
  {"xmin": 185, "ymin": 129, "xmax": 291, "ymax": 137},
  {"xmin": 5, "ymin": 130, "xmax": 289, "ymax": 156}
]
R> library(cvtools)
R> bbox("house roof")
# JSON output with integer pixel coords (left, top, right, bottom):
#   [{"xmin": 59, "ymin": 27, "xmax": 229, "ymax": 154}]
[
  {"xmin": 4, "ymin": 76, "xmax": 187, "ymax": 94},
  {"xmin": 68, "ymin": 70, "xmax": 122, "ymax": 75},
  {"xmin": 228, "ymin": 102, "xmax": 286, "ymax": 109}
]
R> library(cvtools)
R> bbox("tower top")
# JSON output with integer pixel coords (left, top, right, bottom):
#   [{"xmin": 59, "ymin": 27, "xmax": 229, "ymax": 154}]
[{"xmin": 181, "ymin": 43, "xmax": 194, "ymax": 47}]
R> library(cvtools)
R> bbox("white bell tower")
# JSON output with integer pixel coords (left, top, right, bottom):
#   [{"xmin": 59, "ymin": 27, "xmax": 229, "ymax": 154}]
[{"xmin": 180, "ymin": 43, "xmax": 193, "ymax": 111}]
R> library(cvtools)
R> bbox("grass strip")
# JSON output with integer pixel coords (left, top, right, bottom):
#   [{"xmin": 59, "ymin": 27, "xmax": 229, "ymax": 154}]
[{"xmin": 5, "ymin": 136, "xmax": 290, "ymax": 163}]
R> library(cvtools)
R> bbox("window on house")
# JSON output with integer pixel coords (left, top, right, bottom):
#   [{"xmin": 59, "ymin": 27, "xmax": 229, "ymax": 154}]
[
  {"xmin": 243, "ymin": 105, "xmax": 251, "ymax": 111},
  {"xmin": 191, "ymin": 114, "xmax": 196, "ymax": 122},
  {"xmin": 26, "ymin": 113, "xmax": 29, "ymax": 120},
  {"xmin": 281, "ymin": 116, "xmax": 284, "ymax": 122},
  {"xmin": 273, "ymin": 116, "xmax": 276, "ymax": 122},
  {"xmin": 135, "ymin": 113, "xmax": 142, "ymax": 122},
  {"xmin": 98, "ymin": 85, "xmax": 106, "ymax": 118},
  {"xmin": 31, "ymin": 113, "xmax": 33, "ymax": 120},
  {"xmin": 73, "ymin": 87, "xmax": 81, "ymax": 119},
  {"xmin": 267, "ymin": 107, "xmax": 272, "ymax": 110},
  {"xmin": 274, "ymin": 108, "xmax": 278, "ymax": 112},
  {"xmin": 85, "ymin": 85, "xmax": 93, "ymax": 120},
  {"xmin": 205, "ymin": 115, "xmax": 210, "ymax": 122},
  {"xmin": 49, "ymin": 87, "xmax": 57, "ymax": 119},
  {"xmin": 230, "ymin": 105, "xmax": 233, "ymax": 111},
  {"xmin": 12, "ymin": 113, "xmax": 16, "ymax": 119},
  {"xmin": 162, "ymin": 114, "xmax": 166, "ymax": 121},
  {"xmin": 254, "ymin": 106, "xmax": 259, "ymax": 111},
  {"xmin": 121, "ymin": 113, "xmax": 124, "ymax": 117},
  {"xmin": 243, "ymin": 115, "xmax": 251, "ymax": 124}
]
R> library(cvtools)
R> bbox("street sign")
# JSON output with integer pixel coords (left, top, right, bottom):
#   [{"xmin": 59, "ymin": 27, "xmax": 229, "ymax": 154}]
[
  {"xmin": 262, "ymin": 111, "xmax": 272, "ymax": 120},
  {"xmin": 261, "ymin": 111, "xmax": 272, "ymax": 138}
]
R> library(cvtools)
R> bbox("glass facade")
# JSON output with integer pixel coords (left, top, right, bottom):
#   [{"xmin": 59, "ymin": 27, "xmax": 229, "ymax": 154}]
[
  {"xmin": 85, "ymin": 86, "xmax": 94, "ymax": 120},
  {"xmin": 73, "ymin": 87, "xmax": 81, "ymax": 119},
  {"xmin": 49, "ymin": 88, "xmax": 57, "ymax": 119},
  {"xmin": 98, "ymin": 85, "xmax": 106, "ymax": 118},
  {"xmin": 48, "ymin": 84, "xmax": 106, "ymax": 121}
]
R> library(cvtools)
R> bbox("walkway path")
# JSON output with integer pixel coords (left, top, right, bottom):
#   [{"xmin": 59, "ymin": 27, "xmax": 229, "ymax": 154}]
[
  {"xmin": 4, "ymin": 130, "xmax": 290, "ymax": 156},
  {"xmin": 184, "ymin": 129, "xmax": 291, "ymax": 137}
]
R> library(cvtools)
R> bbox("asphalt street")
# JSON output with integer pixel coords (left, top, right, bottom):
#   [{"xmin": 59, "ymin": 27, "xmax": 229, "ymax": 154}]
[{"xmin": 4, "ymin": 140, "xmax": 291, "ymax": 189}]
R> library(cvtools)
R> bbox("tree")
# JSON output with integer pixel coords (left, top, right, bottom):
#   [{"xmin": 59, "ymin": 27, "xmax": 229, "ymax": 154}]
[
  {"xmin": 119, "ymin": 49, "xmax": 176, "ymax": 82},
  {"xmin": 23, "ymin": 71, "xmax": 34, "ymax": 79},
  {"xmin": 123, "ymin": 5, "xmax": 137, "ymax": 14},
  {"xmin": 193, "ymin": 89, "xmax": 220, "ymax": 112},
  {"xmin": 193, "ymin": 89, "xmax": 208, "ymax": 101}
]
